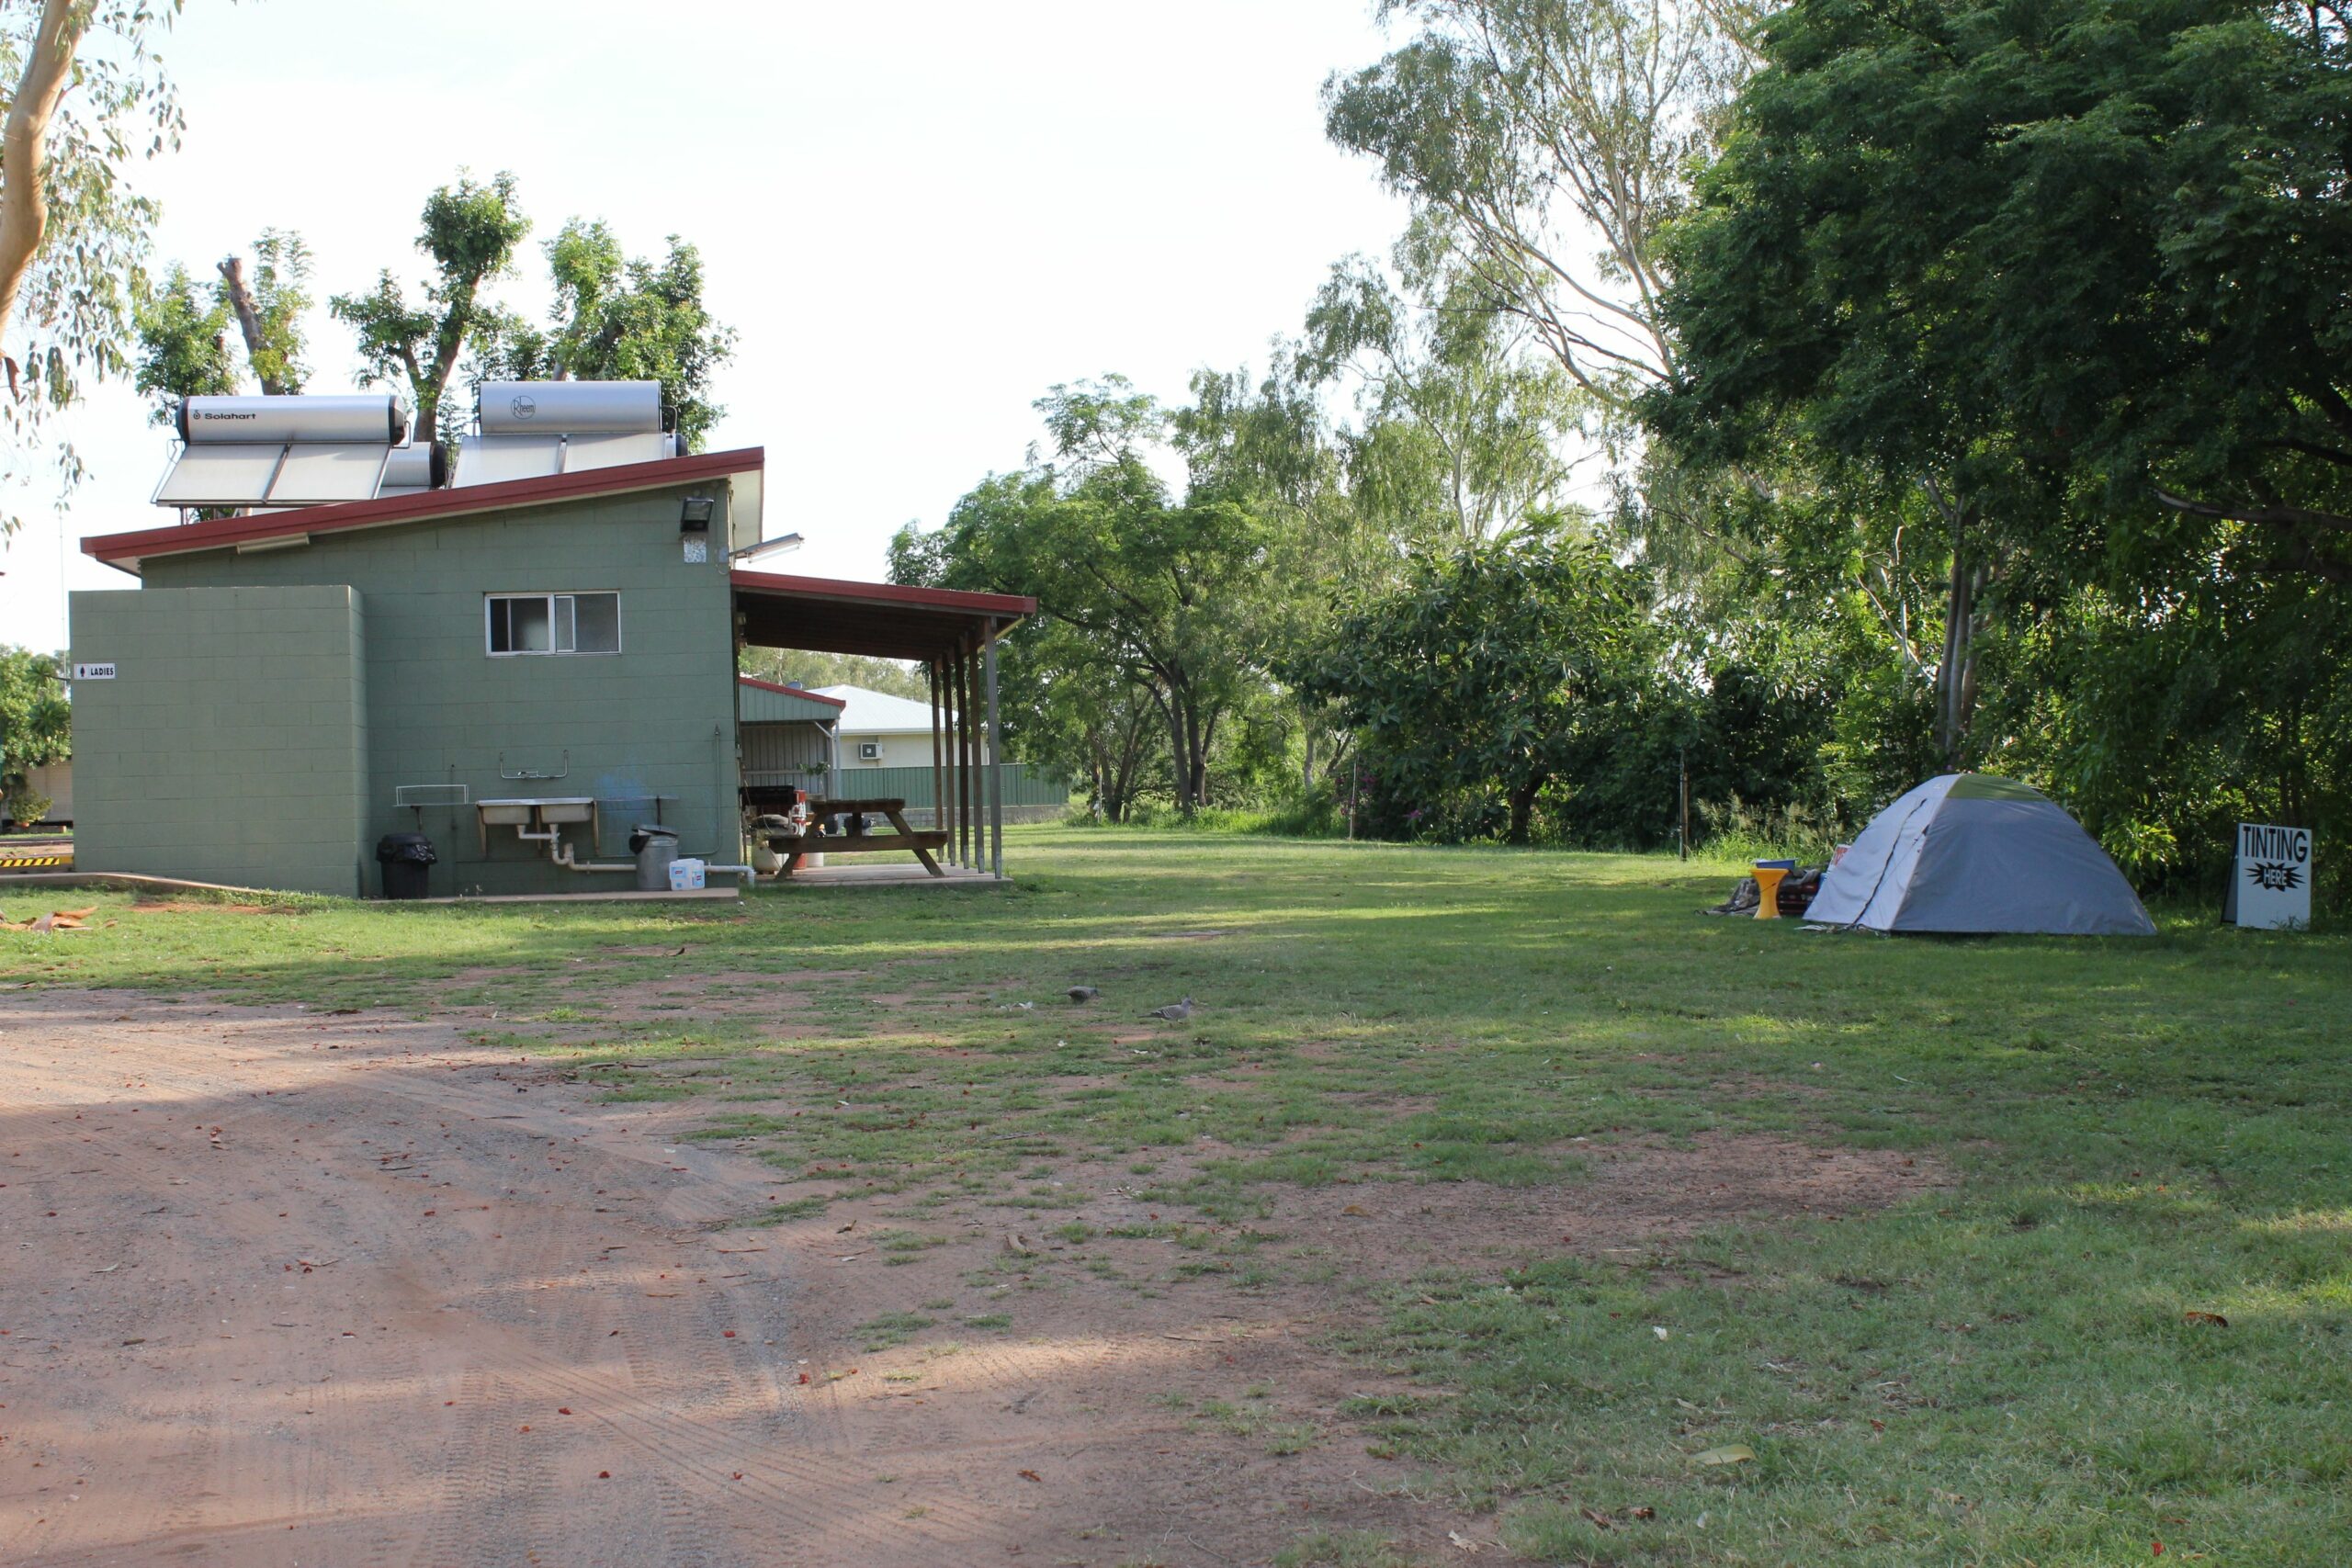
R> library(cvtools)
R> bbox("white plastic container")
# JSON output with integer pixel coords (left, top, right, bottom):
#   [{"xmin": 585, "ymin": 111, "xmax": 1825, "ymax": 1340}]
[{"xmin": 667, "ymin": 857, "xmax": 707, "ymax": 891}]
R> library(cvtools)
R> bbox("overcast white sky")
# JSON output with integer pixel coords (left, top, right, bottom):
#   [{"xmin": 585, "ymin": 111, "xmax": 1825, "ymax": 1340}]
[{"xmin": 0, "ymin": 0, "xmax": 1409, "ymax": 650}]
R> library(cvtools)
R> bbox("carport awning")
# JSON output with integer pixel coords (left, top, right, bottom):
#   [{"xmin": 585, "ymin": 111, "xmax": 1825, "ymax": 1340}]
[{"xmin": 731, "ymin": 570, "xmax": 1033, "ymax": 660}]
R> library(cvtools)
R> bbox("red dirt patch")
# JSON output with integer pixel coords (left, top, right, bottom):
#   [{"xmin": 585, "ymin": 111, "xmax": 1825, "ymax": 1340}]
[
  {"xmin": 751, "ymin": 1131, "xmax": 1946, "ymax": 1564},
  {"xmin": 1284, "ymin": 1133, "xmax": 1944, "ymax": 1274}
]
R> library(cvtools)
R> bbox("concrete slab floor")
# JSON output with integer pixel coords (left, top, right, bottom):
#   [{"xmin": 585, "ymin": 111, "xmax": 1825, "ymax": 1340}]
[{"xmin": 407, "ymin": 886, "xmax": 743, "ymax": 905}]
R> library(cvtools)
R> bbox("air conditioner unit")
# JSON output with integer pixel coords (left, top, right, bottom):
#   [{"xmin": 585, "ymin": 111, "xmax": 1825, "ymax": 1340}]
[{"xmin": 858, "ymin": 742, "xmax": 880, "ymax": 761}]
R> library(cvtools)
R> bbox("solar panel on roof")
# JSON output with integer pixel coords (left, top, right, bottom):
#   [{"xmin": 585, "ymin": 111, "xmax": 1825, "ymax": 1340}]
[
  {"xmin": 560, "ymin": 432, "xmax": 674, "ymax": 473},
  {"xmin": 152, "ymin": 444, "xmax": 287, "ymax": 506},
  {"xmin": 267, "ymin": 444, "xmax": 393, "ymax": 505},
  {"xmin": 451, "ymin": 433, "xmax": 565, "ymax": 488}
]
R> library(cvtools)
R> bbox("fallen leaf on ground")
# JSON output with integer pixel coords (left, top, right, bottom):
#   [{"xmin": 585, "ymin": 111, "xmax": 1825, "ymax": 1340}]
[
  {"xmin": 2183, "ymin": 1310, "xmax": 2229, "ymax": 1327},
  {"xmin": 1583, "ymin": 1508, "xmax": 1612, "ymax": 1529},
  {"xmin": 1693, "ymin": 1444, "xmax": 1756, "ymax": 1467},
  {"xmin": 1340, "ymin": 1204, "xmax": 1369, "ymax": 1216}
]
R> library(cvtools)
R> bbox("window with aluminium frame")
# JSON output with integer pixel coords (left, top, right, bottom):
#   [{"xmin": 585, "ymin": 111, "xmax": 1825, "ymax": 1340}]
[{"xmin": 485, "ymin": 592, "xmax": 622, "ymax": 656}]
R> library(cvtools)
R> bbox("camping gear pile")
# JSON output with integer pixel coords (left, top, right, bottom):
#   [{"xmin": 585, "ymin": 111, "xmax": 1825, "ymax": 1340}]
[{"xmin": 1705, "ymin": 865, "xmax": 1824, "ymax": 917}]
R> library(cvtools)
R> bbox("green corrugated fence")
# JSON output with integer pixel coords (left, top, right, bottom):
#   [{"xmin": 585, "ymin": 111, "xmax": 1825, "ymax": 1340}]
[{"xmin": 818, "ymin": 763, "xmax": 1070, "ymax": 810}]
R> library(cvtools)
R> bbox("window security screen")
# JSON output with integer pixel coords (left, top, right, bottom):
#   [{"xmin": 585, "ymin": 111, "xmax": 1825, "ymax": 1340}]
[{"xmin": 487, "ymin": 592, "xmax": 620, "ymax": 655}]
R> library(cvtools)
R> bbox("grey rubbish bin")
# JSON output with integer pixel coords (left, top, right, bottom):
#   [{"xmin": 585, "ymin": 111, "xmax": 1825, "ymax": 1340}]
[{"xmin": 628, "ymin": 825, "xmax": 680, "ymax": 891}]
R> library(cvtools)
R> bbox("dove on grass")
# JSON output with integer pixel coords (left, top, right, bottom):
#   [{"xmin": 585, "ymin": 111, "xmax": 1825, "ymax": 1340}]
[
  {"xmin": 1142, "ymin": 997, "xmax": 1194, "ymax": 1021},
  {"xmin": 1067, "ymin": 986, "xmax": 1101, "ymax": 1003}
]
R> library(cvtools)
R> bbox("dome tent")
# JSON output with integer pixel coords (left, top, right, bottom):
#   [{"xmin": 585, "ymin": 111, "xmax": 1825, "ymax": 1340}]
[{"xmin": 1805, "ymin": 773, "xmax": 2155, "ymax": 935}]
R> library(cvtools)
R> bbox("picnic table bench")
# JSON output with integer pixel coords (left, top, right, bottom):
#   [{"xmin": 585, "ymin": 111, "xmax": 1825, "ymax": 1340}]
[{"xmin": 756, "ymin": 796, "xmax": 949, "ymax": 877}]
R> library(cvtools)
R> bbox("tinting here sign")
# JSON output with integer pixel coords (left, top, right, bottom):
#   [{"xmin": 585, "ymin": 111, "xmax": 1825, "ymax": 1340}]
[{"xmin": 2225, "ymin": 823, "xmax": 2312, "ymax": 931}]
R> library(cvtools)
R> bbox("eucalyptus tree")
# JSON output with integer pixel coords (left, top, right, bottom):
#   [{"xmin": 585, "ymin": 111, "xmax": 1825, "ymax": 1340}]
[
  {"xmin": 0, "ymin": 0, "xmax": 190, "ymax": 532},
  {"xmin": 1324, "ymin": 0, "xmax": 1756, "ymax": 419},
  {"xmin": 1298, "ymin": 254, "xmax": 1583, "ymax": 545}
]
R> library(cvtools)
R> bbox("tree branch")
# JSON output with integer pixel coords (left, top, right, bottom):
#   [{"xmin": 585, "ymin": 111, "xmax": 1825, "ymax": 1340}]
[
  {"xmin": 2153, "ymin": 487, "xmax": 2352, "ymax": 535},
  {"xmin": 217, "ymin": 255, "xmax": 289, "ymax": 396}
]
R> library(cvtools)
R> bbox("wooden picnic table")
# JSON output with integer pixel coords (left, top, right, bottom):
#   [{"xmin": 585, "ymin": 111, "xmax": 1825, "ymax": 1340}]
[{"xmin": 756, "ymin": 795, "xmax": 948, "ymax": 877}]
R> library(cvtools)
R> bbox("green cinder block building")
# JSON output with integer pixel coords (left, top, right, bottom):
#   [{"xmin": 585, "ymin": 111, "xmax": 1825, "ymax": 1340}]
[{"xmin": 73, "ymin": 446, "xmax": 1033, "ymax": 897}]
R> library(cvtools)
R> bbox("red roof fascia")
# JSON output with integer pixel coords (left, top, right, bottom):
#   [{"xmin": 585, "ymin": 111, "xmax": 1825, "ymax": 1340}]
[
  {"xmin": 729, "ymin": 568, "xmax": 1035, "ymax": 618},
  {"xmin": 84, "ymin": 446, "xmax": 766, "ymax": 568},
  {"xmin": 736, "ymin": 675, "xmax": 849, "ymax": 707}
]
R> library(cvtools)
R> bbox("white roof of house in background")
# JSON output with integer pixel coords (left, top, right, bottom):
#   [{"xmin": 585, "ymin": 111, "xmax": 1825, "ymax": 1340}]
[{"xmin": 810, "ymin": 685, "xmax": 948, "ymax": 734}]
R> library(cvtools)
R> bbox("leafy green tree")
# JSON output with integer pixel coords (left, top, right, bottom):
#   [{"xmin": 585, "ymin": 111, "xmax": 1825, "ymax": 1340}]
[
  {"xmin": 895, "ymin": 376, "xmax": 1300, "ymax": 816},
  {"xmin": 134, "ymin": 230, "xmax": 312, "ymax": 413},
  {"xmin": 130, "ymin": 261, "xmax": 235, "ymax": 419},
  {"xmin": 331, "ymin": 171, "xmax": 529, "ymax": 437},
  {"xmin": 1984, "ymin": 571, "xmax": 2352, "ymax": 902},
  {"xmin": 990, "ymin": 620, "xmax": 1164, "ymax": 822},
  {"xmin": 1291, "ymin": 528, "xmax": 1657, "ymax": 843},
  {"xmin": 1652, "ymin": 0, "xmax": 2140, "ymax": 765},
  {"xmin": 1668, "ymin": 0, "xmax": 2352, "ymax": 582},
  {"xmin": 0, "ymin": 645, "xmax": 69, "ymax": 824},
  {"xmin": 471, "ymin": 220, "xmax": 735, "ymax": 451},
  {"xmin": 1654, "ymin": 0, "xmax": 2352, "ymax": 891}
]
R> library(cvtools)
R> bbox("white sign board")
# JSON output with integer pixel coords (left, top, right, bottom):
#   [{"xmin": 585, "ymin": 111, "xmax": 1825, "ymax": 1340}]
[
  {"xmin": 2225, "ymin": 822, "xmax": 2312, "ymax": 931},
  {"xmin": 71, "ymin": 661, "xmax": 116, "ymax": 681}
]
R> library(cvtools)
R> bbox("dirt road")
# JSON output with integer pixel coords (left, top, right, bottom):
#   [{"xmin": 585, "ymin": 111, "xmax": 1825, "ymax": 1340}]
[
  {"xmin": 0, "ymin": 989, "xmax": 856, "ymax": 1566},
  {"xmin": 1, "ymin": 988, "xmax": 1942, "ymax": 1566}
]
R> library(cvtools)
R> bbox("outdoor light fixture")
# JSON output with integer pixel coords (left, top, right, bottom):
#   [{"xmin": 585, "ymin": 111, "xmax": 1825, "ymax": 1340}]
[
  {"xmin": 729, "ymin": 530, "xmax": 804, "ymax": 562},
  {"xmin": 680, "ymin": 495, "xmax": 716, "ymax": 533}
]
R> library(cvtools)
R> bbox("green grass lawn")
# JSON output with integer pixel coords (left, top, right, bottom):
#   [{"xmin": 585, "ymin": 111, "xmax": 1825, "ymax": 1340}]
[{"xmin": 6, "ymin": 826, "xmax": 2348, "ymax": 1564}]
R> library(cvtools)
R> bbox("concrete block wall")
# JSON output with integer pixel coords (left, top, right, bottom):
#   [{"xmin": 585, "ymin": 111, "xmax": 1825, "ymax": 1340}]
[
  {"xmin": 67, "ymin": 585, "xmax": 370, "ymax": 896},
  {"xmin": 134, "ymin": 480, "xmax": 741, "ymax": 896}
]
